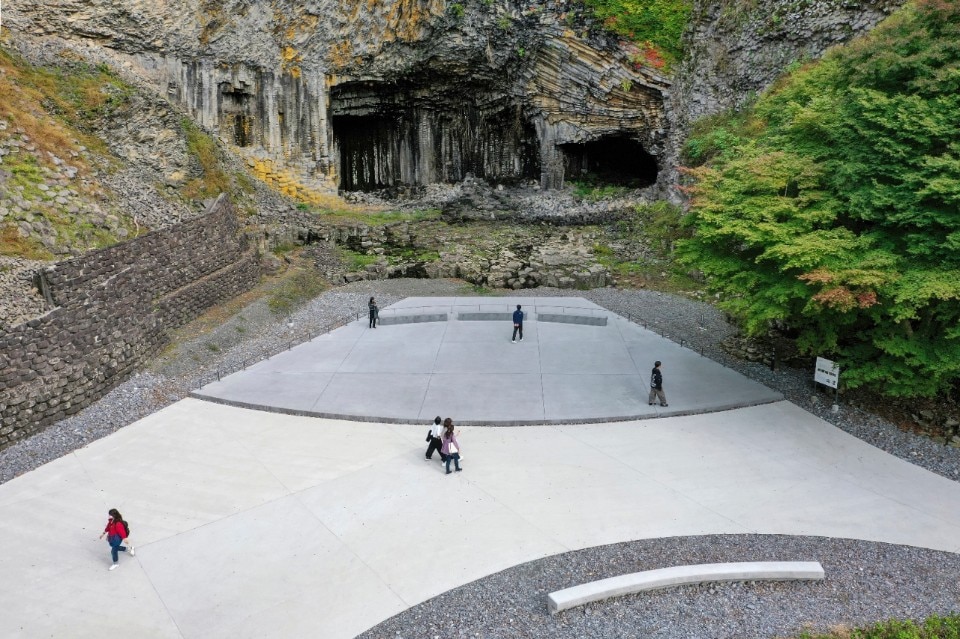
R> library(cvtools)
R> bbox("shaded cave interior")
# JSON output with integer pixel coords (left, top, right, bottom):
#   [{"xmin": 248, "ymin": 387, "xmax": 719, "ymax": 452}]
[{"xmin": 330, "ymin": 79, "xmax": 658, "ymax": 192}]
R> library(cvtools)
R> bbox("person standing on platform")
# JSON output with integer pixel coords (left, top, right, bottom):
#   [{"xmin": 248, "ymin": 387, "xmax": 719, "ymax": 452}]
[
  {"xmin": 648, "ymin": 360, "xmax": 668, "ymax": 407},
  {"xmin": 368, "ymin": 296, "xmax": 379, "ymax": 328},
  {"xmin": 511, "ymin": 304, "xmax": 524, "ymax": 343}
]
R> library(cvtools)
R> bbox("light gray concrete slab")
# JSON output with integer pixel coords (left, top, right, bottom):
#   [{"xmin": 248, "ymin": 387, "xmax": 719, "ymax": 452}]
[
  {"xmin": 540, "ymin": 339, "xmax": 640, "ymax": 374},
  {"xmin": 195, "ymin": 371, "xmax": 332, "ymax": 412},
  {"xmin": 193, "ymin": 297, "xmax": 782, "ymax": 423},
  {"xmin": 5, "ymin": 399, "xmax": 960, "ymax": 639},
  {"xmin": 313, "ymin": 373, "xmax": 434, "ymax": 418},
  {"xmin": 420, "ymin": 373, "xmax": 546, "ymax": 422},
  {"xmin": 542, "ymin": 374, "xmax": 655, "ymax": 421},
  {"xmin": 433, "ymin": 340, "xmax": 541, "ymax": 374}
]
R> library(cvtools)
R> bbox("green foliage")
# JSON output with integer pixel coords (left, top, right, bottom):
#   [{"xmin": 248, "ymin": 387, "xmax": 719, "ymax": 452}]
[
  {"xmin": 796, "ymin": 614, "xmax": 960, "ymax": 638},
  {"xmin": 339, "ymin": 248, "xmax": 379, "ymax": 271},
  {"xmin": 181, "ymin": 118, "xmax": 230, "ymax": 200},
  {"xmin": 318, "ymin": 208, "xmax": 442, "ymax": 226},
  {"xmin": 497, "ymin": 14, "xmax": 513, "ymax": 30},
  {"xmin": 570, "ymin": 178, "xmax": 630, "ymax": 201},
  {"xmin": 679, "ymin": 0, "xmax": 960, "ymax": 398},
  {"xmin": 448, "ymin": 2, "xmax": 465, "ymax": 19},
  {"xmin": 267, "ymin": 269, "xmax": 328, "ymax": 315},
  {"xmin": 579, "ymin": 0, "xmax": 692, "ymax": 68}
]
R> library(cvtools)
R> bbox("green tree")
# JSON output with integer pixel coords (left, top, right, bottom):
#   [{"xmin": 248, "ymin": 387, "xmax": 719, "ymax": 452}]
[{"xmin": 679, "ymin": 0, "xmax": 960, "ymax": 397}]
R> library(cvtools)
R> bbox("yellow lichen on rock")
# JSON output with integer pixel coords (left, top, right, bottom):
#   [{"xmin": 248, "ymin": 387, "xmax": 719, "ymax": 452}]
[{"xmin": 249, "ymin": 157, "xmax": 347, "ymax": 208}]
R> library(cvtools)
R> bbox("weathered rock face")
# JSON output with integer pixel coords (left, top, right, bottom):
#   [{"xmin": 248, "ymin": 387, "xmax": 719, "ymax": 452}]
[
  {"xmin": 5, "ymin": 0, "xmax": 669, "ymax": 192},
  {"xmin": 661, "ymin": 0, "xmax": 905, "ymax": 194}
]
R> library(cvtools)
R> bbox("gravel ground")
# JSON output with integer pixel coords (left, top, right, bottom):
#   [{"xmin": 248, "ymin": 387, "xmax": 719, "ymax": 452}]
[
  {"xmin": 358, "ymin": 535, "xmax": 960, "ymax": 639},
  {"xmin": 2, "ymin": 278, "xmax": 959, "ymax": 637}
]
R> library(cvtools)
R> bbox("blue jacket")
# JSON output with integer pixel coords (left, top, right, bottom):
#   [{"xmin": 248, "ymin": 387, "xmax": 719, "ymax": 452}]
[{"xmin": 513, "ymin": 309, "xmax": 524, "ymax": 325}]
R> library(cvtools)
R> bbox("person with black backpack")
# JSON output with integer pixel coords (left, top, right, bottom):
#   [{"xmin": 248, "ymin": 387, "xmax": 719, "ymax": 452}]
[
  {"xmin": 99, "ymin": 508, "xmax": 134, "ymax": 571},
  {"xmin": 648, "ymin": 360, "xmax": 668, "ymax": 407}
]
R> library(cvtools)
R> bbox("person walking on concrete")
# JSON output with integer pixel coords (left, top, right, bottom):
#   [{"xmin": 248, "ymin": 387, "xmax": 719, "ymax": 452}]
[
  {"xmin": 441, "ymin": 417, "xmax": 462, "ymax": 474},
  {"xmin": 99, "ymin": 508, "xmax": 134, "ymax": 571},
  {"xmin": 368, "ymin": 296, "xmax": 379, "ymax": 328},
  {"xmin": 425, "ymin": 415, "xmax": 446, "ymax": 462},
  {"xmin": 648, "ymin": 360, "xmax": 668, "ymax": 407},
  {"xmin": 511, "ymin": 304, "xmax": 524, "ymax": 343}
]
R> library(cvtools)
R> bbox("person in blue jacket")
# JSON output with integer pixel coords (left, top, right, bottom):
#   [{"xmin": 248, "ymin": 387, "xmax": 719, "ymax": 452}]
[{"xmin": 511, "ymin": 304, "xmax": 524, "ymax": 343}]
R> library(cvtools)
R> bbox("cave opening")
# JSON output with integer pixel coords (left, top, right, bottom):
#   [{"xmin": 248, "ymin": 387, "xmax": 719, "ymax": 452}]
[
  {"xmin": 331, "ymin": 80, "xmax": 540, "ymax": 192},
  {"xmin": 559, "ymin": 136, "xmax": 658, "ymax": 188},
  {"xmin": 220, "ymin": 83, "xmax": 255, "ymax": 147}
]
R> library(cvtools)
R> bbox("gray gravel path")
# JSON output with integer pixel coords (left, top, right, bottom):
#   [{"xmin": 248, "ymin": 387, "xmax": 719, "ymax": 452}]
[
  {"xmin": 3, "ymin": 278, "xmax": 959, "ymax": 637},
  {"xmin": 358, "ymin": 535, "xmax": 960, "ymax": 639}
]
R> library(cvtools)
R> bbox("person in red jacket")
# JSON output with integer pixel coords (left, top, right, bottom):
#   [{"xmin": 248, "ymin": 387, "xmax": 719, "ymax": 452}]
[{"xmin": 99, "ymin": 508, "xmax": 134, "ymax": 570}]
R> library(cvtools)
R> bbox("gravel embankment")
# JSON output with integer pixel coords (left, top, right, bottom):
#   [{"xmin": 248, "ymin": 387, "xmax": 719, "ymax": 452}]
[
  {"xmin": 2, "ymin": 279, "xmax": 959, "ymax": 639},
  {"xmin": 359, "ymin": 535, "xmax": 960, "ymax": 639}
]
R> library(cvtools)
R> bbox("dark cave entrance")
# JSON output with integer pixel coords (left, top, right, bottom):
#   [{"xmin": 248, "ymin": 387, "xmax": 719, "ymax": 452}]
[
  {"xmin": 331, "ymin": 80, "xmax": 540, "ymax": 192},
  {"xmin": 559, "ymin": 136, "xmax": 658, "ymax": 188}
]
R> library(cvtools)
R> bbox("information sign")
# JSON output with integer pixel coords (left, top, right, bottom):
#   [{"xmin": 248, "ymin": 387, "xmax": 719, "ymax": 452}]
[{"xmin": 814, "ymin": 357, "xmax": 840, "ymax": 389}]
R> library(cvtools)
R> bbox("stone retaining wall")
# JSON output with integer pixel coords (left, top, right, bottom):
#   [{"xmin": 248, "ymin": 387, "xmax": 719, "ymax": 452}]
[{"xmin": 0, "ymin": 195, "xmax": 261, "ymax": 449}]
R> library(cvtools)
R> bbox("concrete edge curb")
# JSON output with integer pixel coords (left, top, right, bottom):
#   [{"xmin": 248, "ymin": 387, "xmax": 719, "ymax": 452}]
[
  {"xmin": 186, "ymin": 393, "xmax": 785, "ymax": 426},
  {"xmin": 547, "ymin": 561, "xmax": 825, "ymax": 615}
]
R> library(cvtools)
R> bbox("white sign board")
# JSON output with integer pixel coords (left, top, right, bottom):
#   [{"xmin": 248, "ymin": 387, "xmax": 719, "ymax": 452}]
[{"xmin": 814, "ymin": 357, "xmax": 840, "ymax": 389}]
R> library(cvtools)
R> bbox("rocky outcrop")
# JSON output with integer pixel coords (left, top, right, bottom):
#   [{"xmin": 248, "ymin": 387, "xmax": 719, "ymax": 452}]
[
  {"xmin": 5, "ymin": 0, "xmax": 670, "ymax": 192},
  {"xmin": 661, "ymin": 0, "xmax": 906, "ymax": 195}
]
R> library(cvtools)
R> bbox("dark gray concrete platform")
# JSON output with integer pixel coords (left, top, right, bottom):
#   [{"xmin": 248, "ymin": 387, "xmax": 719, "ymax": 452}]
[{"xmin": 192, "ymin": 297, "xmax": 783, "ymax": 424}]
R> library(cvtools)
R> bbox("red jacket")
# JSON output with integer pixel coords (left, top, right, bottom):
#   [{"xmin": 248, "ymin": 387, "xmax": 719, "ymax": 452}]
[{"xmin": 104, "ymin": 519, "xmax": 128, "ymax": 538}]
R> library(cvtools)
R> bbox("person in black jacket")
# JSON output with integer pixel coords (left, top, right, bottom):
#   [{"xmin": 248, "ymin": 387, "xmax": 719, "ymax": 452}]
[
  {"xmin": 424, "ymin": 416, "xmax": 446, "ymax": 462},
  {"xmin": 648, "ymin": 360, "xmax": 668, "ymax": 407}
]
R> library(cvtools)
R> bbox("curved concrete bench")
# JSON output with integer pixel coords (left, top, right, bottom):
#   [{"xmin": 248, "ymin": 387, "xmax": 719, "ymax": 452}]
[{"xmin": 547, "ymin": 561, "xmax": 824, "ymax": 614}]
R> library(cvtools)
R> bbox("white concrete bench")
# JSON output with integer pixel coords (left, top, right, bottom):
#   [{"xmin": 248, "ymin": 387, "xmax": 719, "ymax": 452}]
[{"xmin": 547, "ymin": 561, "xmax": 824, "ymax": 614}]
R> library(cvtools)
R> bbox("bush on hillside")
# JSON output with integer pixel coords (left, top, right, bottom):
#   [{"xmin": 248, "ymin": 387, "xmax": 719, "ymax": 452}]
[{"xmin": 678, "ymin": 0, "xmax": 960, "ymax": 397}]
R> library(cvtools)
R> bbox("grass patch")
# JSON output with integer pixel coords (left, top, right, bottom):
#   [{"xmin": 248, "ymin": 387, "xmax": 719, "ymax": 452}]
[
  {"xmin": 267, "ymin": 268, "xmax": 328, "ymax": 315},
  {"xmin": 0, "ymin": 225, "xmax": 54, "ymax": 260},
  {"xmin": 316, "ymin": 208, "xmax": 442, "ymax": 226},
  {"xmin": 181, "ymin": 118, "xmax": 231, "ymax": 200},
  {"xmin": 794, "ymin": 614, "xmax": 960, "ymax": 639},
  {"xmin": 338, "ymin": 248, "xmax": 380, "ymax": 271},
  {"xmin": 0, "ymin": 47, "xmax": 129, "ymax": 159},
  {"xmin": 386, "ymin": 247, "xmax": 440, "ymax": 264}
]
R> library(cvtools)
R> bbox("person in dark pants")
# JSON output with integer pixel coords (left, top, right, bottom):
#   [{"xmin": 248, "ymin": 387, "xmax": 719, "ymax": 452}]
[
  {"xmin": 511, "ymin": 304, "xmax": 524, "ymax": 343},
  {"xmin": 368, "ymin": 296, "xmax": 379, "ymax": 328},
  {"xmin": 648, "ymin": 360, "xmax": 668, "ymax": 407},
  {"xmin": 99, "ymin": 508, "xmax": 134, "ymax": 571},
  {"xmin": 441, "ymin": 418, "xmax": 462, "ymax": 474},
  {"xmin": 424, "ymin": 416, "xmax": 446, "ymax": 462}
]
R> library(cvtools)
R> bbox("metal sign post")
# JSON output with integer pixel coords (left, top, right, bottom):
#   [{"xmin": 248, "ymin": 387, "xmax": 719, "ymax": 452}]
[{"xmin": 814, "ymin": 356, "xmax": 840, "ymax": 411}]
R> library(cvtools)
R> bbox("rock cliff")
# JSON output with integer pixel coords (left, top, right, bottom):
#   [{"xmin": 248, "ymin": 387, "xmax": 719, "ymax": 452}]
[
  {"xmin": 5, "ymin": 0, "xmax": 905, "ymax": 197},
  {"xmin": 5, "ymin": 0, "xmax": 669, "ymax": 193}
]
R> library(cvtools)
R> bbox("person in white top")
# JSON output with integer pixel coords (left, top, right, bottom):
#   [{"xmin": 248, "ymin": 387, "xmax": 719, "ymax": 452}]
[{"xmin": 424, "ymin": 416, "xmax": 446, "ymax": 461}]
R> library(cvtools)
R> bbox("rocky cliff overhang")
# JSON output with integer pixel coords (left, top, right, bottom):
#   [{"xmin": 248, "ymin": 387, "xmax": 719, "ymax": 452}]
[{"xmin": 6, "ymin": 0, "xmax": 669, "ymax": 192}]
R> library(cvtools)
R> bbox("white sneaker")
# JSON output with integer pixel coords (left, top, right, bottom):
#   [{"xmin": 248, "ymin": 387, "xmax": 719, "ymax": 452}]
[
  {"xmin": 109, "ymin": 563, "xmax": 119, "ymax": 571},
  {"xmin": 128, "ymin": 546, "xmax": 135, "ymax": 557},
  {"xmin": 511, "ymin": 339, "xmax": 516, "ymax": 343},
  {"xmin": 519, "ymin": 337, "xmax": 523, "ymax": 341}
]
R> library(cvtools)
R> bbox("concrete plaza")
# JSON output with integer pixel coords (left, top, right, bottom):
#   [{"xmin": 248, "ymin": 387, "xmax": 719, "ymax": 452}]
[
  {"xmin": 3, "ymin": 298, "xmax": 960, "ymax": 638},
  {"xmin": 193, "ymin": 297, "xmax": 782, "ymax": 423}
]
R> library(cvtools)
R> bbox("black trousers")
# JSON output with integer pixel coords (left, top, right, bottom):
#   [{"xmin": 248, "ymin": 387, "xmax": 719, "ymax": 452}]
[
  {"xmin": 512, "ymin": 324, "xmax": 523, "ymax": 340},
  {"xmin": 425, "ymin": 437, "xmax": 446, "ymax": 460}
]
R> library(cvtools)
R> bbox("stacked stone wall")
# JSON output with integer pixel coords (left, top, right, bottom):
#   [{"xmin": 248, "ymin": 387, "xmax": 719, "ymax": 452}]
[{"xmin": 0, "ymin": 195, "xmax": 261, "ymax": 448}]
